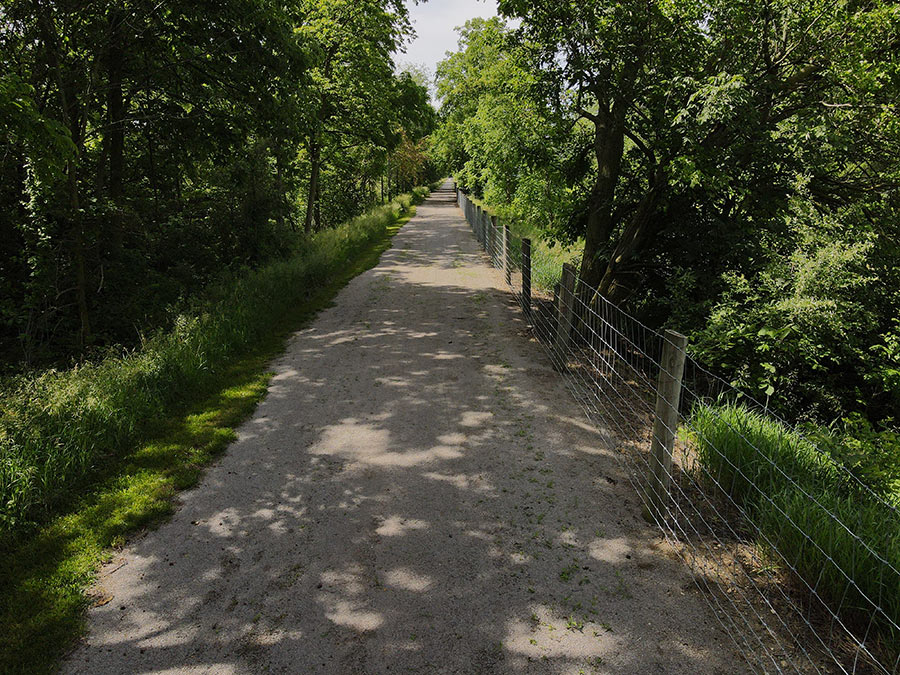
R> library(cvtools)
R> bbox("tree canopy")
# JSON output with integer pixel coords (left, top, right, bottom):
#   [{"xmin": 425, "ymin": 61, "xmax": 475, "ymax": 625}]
[{"xmin": 436, "ymin": 1, "xmax": 900, "ymax": 424}]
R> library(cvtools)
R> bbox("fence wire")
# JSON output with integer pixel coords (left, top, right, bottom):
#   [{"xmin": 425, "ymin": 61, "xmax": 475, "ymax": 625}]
[{"xmin": 456, "ymin": 189, "xmax": 900, "ymax": 675}]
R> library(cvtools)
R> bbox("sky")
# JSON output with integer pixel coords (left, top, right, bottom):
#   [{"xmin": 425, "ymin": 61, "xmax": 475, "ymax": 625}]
[{"xmin": 398, "ymin": 0, "xmax": 501, "ymax": 88}]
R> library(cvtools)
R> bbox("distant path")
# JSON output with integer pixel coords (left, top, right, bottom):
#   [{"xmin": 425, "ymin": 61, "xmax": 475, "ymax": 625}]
[{"xmin": 64, "ymin": 181, "xmax": 741, "ymax": 674}]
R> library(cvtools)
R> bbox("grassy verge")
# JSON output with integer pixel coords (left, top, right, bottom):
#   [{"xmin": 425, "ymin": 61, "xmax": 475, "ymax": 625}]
[
  {"xmin": 459, "ymin": 191, "xmax": 582, "ymax": 292},
  {"xmin": 687, "ymin": 403, "xmax": 900, "ymax": 662},
  {"xmin": 0, "ymin": 190, "xmax": 423, "ymax": 674}
]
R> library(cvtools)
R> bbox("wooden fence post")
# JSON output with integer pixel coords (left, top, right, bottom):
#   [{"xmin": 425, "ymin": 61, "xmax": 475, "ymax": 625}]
[
  {"xmin": 491, "ymin": 216, "xmax": 500, "ymax": 267},
  {"xmin": 521, "ymin": 238, "xmax": 531, "ymax": 316},
  {"xmin": 648, "ymin": 330, "xmax": 688, "ymax": 521},
  {"xmin": 554, "ymin": 263, "xmax": 577, "ymax": 368},
  {"xmin": 503, "ymin": 224, "xmax": 511, "ymax": 283}
]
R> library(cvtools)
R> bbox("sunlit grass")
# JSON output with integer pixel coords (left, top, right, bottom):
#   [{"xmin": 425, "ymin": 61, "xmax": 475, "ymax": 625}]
[{"xmin": 688, "ymin": 403, "xmax": 900, "ymax": 661}]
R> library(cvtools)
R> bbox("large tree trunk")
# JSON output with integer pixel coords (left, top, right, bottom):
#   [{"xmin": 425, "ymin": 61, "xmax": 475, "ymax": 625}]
[
  {"xmin": 596, "ymin": 178, "xmax": 662, "ymax": 304},
  {"xmin": 578, "ymin": 104, "xmax": 627, "ymax": 291}
]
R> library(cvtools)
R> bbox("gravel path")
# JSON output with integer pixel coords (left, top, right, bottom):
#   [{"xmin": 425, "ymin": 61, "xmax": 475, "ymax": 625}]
[{"xmin": 64, "ymin": 182, "xmax": 742, "ymax": 674}]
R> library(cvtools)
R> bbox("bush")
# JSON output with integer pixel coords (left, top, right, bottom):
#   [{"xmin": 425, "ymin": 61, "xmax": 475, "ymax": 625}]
[{"xmin": 0, "ymin": 191, "xmax": 421, "ymax": 535}]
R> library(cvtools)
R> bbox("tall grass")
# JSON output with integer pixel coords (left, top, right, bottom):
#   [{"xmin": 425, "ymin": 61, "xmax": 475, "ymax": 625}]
[
  {"xmin": 690, "ymin": 404, "xmax": 840, "ymax": 508},
  {"xmin": 0, "ymin": 190, "xmax": 428, "ymax": 536},
  {"xmin": 688, "ymin": 403, "xmax": 900, "ymax": 659}
]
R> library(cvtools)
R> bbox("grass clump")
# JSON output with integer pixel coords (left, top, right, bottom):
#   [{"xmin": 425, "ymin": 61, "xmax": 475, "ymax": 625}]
[
  {"xmin": 0, "ymin": 187, "xmax": 426, "ymax": 674},
  {"xmin": 688, "ymin": 403, "xmax": 900, "ymax": 662},
  {"xmin": 689, "ymin": 403, "xmax": 840, "ymax": 508}
]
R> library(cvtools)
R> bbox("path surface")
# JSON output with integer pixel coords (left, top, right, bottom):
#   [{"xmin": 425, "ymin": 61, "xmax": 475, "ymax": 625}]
[{"xmin": 64, "ymin": 183, "xmax": 741, "ymax": 674}]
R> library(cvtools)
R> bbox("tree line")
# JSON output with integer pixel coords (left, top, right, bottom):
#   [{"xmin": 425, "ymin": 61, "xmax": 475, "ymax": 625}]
[
  {"xmin": 434, "ymin": 2, "xmax": 900, "ymax": 440},
  {"xmin": 0, "ymin": 0, "xmax": 437, "ymax": 367}
]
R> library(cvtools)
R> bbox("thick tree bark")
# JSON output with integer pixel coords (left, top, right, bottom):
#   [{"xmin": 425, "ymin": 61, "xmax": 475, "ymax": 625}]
[
  {"xmin": 596, "ymin": 177, "xmax": 662, "ymax": 304},
  {"xmin": 578, "ymin": 103, "xmax": 628, "ymax": 291}
]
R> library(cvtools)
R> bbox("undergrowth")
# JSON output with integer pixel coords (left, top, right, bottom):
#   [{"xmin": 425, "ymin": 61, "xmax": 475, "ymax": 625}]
[{"xmin": 0, "ymin": 189, "xmax": 426, "ymax": 535}]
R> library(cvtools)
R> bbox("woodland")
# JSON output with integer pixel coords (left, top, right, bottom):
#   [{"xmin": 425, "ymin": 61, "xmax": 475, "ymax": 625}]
[
  {"xmin": 0, "ymin": 0, "xmax": 436, "ymax": 367},
  {"xmin": 1, "ymin": 3, "xmax": 437, "ymax": 667},
  {"xmin": 1, "ymin": 1, "xmax": 900, "ymax": 670}
]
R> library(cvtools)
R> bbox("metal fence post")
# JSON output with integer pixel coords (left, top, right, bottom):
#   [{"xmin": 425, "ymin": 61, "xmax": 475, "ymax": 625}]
[
  {"xmin": 648, "ymin": 330, "xmax": 688, "ymax": 520},
  {"xmin": 554, "ymin": 263, "xmax": 577, "ymax": 368}
]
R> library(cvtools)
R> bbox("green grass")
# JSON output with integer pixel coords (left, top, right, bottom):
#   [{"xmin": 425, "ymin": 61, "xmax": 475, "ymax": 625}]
[
  {"xmin": 687, "ymin": 403, "xmax": 900, "ymax": 661},
  {"xmin": 0, "ymin": 190, "xmax": 423, "ymax": 674},
  {"xmin": 689, "ymin": 403, "xmax": 841, "ymax": 509}
]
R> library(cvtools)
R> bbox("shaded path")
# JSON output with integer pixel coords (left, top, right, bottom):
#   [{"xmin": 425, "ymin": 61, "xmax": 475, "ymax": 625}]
[{"xmin": 64, "ymin": 182, "xmax": 741, "ymax": 674}]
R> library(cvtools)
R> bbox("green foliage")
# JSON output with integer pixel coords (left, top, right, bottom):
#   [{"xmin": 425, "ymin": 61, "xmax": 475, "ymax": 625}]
[
  {"xmin": 689, "ymin": 403, "xmax": 900, "ymax": 657},
  {"xmin": 0, "ymin": 191, "xmax": 421, "ymax": 535},
  {"xmin": 437, "ymin": 0, "xmax": 900, "ymax": 433},
  {"xmin": 690, "ymin": 202, "xmax": 897, "ymax": 422},
  {"xmin": 805, "ymin": 416, "xmax": 900, "ymax": 504},
  {"xmin": 435, "ymin": 19, "xmax": 575, "ymax": 238},
  {"xmin": 0, "ymin": 0, "xmax": 436, "ymax": 366}
]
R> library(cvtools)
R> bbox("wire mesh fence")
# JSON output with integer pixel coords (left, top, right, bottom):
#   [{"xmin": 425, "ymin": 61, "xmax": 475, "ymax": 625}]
[{"xmin": 455, "ymin": 188, "xmax": 900, "ymax": 674}]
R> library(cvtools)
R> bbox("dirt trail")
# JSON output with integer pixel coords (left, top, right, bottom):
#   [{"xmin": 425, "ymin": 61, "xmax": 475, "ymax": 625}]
[{"xmin": 63, "ymin": 182, "xmax": 743, "ymax": 674}]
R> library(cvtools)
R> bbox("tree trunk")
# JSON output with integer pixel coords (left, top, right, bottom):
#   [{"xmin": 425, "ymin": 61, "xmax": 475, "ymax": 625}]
[
  {"xmin": 578, "ymin": 105, "xmax": 627, "ymax": 291},
  {"xmin": 106, "ymin": 7, "xmax": 126, "ymax": 255},
  {"xmin": 41, "ymin": 10, "xmax": 92, "ymax": 347},
  {"xmin": 66, "ymin": 160, "xmax": 91, "ymax": 348},
  {"xmin": 304, "ymin": 134, "xmax": 321, "ymax": 234},
  {"xmin": 596, "ymin": 178, "xmax": 663, "ymax": 304}
]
